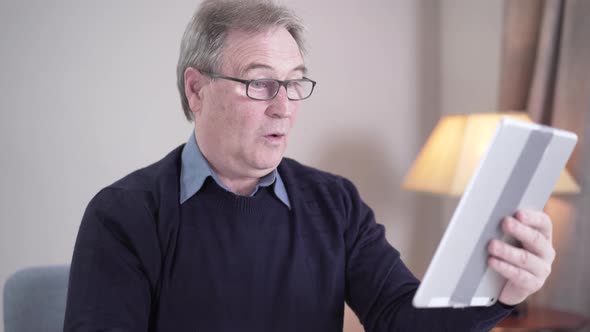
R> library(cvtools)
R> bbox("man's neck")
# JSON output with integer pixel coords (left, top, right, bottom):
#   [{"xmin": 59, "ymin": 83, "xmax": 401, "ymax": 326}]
[{"xmin": 215, "ymin": 174, "xmax": 259, "ymax": 196}]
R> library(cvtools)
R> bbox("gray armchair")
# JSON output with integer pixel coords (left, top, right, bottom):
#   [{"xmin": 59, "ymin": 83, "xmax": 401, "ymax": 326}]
[{"xmin": 3, "ymin": 265, "xmax": 70, "ymax": 332}]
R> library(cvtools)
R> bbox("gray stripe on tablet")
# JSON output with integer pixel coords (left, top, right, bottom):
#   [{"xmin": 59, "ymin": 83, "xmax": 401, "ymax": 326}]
[{"xmin": 449, "ymin": 127, "xmax": 553, "ymax": 306}]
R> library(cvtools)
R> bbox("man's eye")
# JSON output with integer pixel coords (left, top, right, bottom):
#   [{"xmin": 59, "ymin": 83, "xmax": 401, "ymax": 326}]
[{"xmin": 250, "ymin": 80, "xmax": 272, "ymax": 89}]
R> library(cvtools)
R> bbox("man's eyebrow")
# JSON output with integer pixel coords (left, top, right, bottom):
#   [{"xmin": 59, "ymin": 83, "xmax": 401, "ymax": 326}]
[
  {"xmin": 293, "ymin": 65, "xmax": 308, "ymax": 75},
  {"xmin": 239, "ymin": 63, "xmax": 308, "ymax": 76}
]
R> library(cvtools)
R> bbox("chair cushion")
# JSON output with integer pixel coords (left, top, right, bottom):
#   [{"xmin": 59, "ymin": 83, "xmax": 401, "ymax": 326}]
[{"xmin": 3, "ymin": 265, "xmax": 70, "ymax": 332}]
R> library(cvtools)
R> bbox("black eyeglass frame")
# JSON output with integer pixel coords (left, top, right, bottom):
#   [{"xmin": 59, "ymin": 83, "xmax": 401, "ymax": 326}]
[{"xmin": 200, "ymin": 70, "xmax": 317, "ymax": 101}]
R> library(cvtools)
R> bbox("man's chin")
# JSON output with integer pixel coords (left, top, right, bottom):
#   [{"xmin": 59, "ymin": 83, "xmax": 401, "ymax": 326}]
[{"xmin": 252, "ymin": 156, "xmax": 283, "ymax": 173}]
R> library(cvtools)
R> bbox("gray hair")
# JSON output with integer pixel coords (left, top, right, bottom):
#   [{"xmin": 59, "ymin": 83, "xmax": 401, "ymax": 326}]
[{"xmin": 176, "ymin": 0, "xmax": 306, "ymax": 121}]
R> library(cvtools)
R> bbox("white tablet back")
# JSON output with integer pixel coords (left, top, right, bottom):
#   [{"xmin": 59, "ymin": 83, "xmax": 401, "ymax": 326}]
[{"xmin": 413, "ymin": 117, "xmax": 577, "ymax": 308}]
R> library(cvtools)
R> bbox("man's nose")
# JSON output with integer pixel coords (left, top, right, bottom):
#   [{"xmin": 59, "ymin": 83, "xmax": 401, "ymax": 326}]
[{"xmin": 266, "ymin": 86, "xmax": 292, "ymax": 118}]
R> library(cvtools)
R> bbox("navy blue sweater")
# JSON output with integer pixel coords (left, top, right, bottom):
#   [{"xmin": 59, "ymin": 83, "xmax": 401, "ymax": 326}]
[{"xmin": 64, "ymin": 145, "xmax": 512, "ymax": 331}]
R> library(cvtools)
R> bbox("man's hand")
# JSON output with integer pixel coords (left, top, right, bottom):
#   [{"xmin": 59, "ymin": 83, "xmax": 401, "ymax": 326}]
[{"xmin": 487, "ymin": 209, "xmax": 555, "ymax": 306}]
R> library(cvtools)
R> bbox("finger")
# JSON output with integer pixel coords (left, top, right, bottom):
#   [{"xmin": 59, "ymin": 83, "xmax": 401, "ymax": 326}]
[
  {"xmin": 488, "ymin": 239, "xmax": 551, "ymax": 278},
  {"xmin": 502, "ymin": 217, "xmax": 556, "ymax": 262},
  {"xmin": 488, "ymin": 256, "xmax": 544, "ymax": 294},
  {"xmin": 515, "ymin": 209, "xmax": 552, "ymax": 240}
]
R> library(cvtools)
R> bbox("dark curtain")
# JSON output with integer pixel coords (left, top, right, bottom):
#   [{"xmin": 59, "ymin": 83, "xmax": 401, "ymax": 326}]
[{"xmin": 497, "ymin": 0, "xmax": 590, "ymax": 325}]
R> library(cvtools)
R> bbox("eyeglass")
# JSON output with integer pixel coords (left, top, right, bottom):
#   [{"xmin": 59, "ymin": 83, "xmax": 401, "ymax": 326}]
[{"xmin": 200, "ymin": 71, "xmax": 316, "ymax": 101}]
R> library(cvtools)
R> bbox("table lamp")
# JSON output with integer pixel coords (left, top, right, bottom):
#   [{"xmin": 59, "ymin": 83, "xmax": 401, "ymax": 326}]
[{"xmin": 402, "ymin": 112, "xmax": 580, "ymax": 195}]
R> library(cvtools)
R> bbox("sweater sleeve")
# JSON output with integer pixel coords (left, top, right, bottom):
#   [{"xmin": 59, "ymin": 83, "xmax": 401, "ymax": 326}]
[
  {"xmin": 341, "ymin": 178, "xmax": 513, "ymax": 332},
  {"xmin": 64, "ymin": 188, "xmax": 161, "ymax": 332}
]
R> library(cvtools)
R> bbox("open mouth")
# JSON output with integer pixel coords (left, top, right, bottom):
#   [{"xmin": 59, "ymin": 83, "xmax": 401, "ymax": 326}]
[{"xmin": 264, "ymin": 133, "xmax": 285, "ymax": 141}]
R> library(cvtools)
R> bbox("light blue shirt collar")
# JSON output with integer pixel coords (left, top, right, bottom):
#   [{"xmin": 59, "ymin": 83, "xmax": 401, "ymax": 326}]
[{"xmin": 180, "ymin": 132, "xmax": 291, "ymax": 209}]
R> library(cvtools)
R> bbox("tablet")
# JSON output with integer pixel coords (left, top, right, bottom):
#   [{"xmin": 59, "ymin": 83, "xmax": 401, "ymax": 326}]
[{"xmin": 412, "ymin": 117, "xmax": 578, "ymax": 308}]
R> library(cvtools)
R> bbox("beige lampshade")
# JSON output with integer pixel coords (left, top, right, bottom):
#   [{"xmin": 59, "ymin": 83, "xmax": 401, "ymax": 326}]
[{"xmin": 402, "ymin": 112, "xmax": 581, "ymax": 196}]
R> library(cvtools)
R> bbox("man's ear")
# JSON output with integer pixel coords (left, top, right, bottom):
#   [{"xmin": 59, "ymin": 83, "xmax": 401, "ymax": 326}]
[{"xmin": 184, "ymin": 67, "xmax": 208, "ymax": 115}]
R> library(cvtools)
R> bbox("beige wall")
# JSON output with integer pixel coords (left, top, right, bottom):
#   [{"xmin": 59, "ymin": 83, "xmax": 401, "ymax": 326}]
[
  {"xmin": 439, "ymin": 0, "xmax": 503, "ymax": 116},
  {"xmin": 0, "ymin": 1, "xmax": 503, "ymax": 331}
]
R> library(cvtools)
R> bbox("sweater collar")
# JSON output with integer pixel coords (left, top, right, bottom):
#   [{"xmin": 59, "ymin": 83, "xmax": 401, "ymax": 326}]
[{"xmin": 179, "ymin": 131, "xmax": 290, "ymax": 209}]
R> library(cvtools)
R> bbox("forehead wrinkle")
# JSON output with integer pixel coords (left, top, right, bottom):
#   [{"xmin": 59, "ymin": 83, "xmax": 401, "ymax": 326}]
[
  {"xmin": 237, "ymin": 62, "xmax": 307, "ymax": 78},
  {"xmin": 232, "ymin": 49, "xmax": 304, "ymax": 76}
]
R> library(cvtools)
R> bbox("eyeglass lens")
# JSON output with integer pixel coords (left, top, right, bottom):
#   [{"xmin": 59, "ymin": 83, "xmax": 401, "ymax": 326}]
[{"xmin": 248, "ymin": 80, "xmax": 313, "ymax": 100}]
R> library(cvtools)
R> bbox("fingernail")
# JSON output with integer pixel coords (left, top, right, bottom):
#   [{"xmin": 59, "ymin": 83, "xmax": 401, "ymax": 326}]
[
  {"xmin": 506, "ymin": 217, "xmax": 516, "ymax": 229},
  {"xmin": 491, "ymin": 241, "xmax": 500, "ymax": 254}
]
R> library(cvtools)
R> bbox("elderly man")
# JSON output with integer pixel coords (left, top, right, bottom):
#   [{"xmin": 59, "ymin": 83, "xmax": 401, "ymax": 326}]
[{"xmin": 64, "ymin": 0, "xmax": 555, "ymax": 331}]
